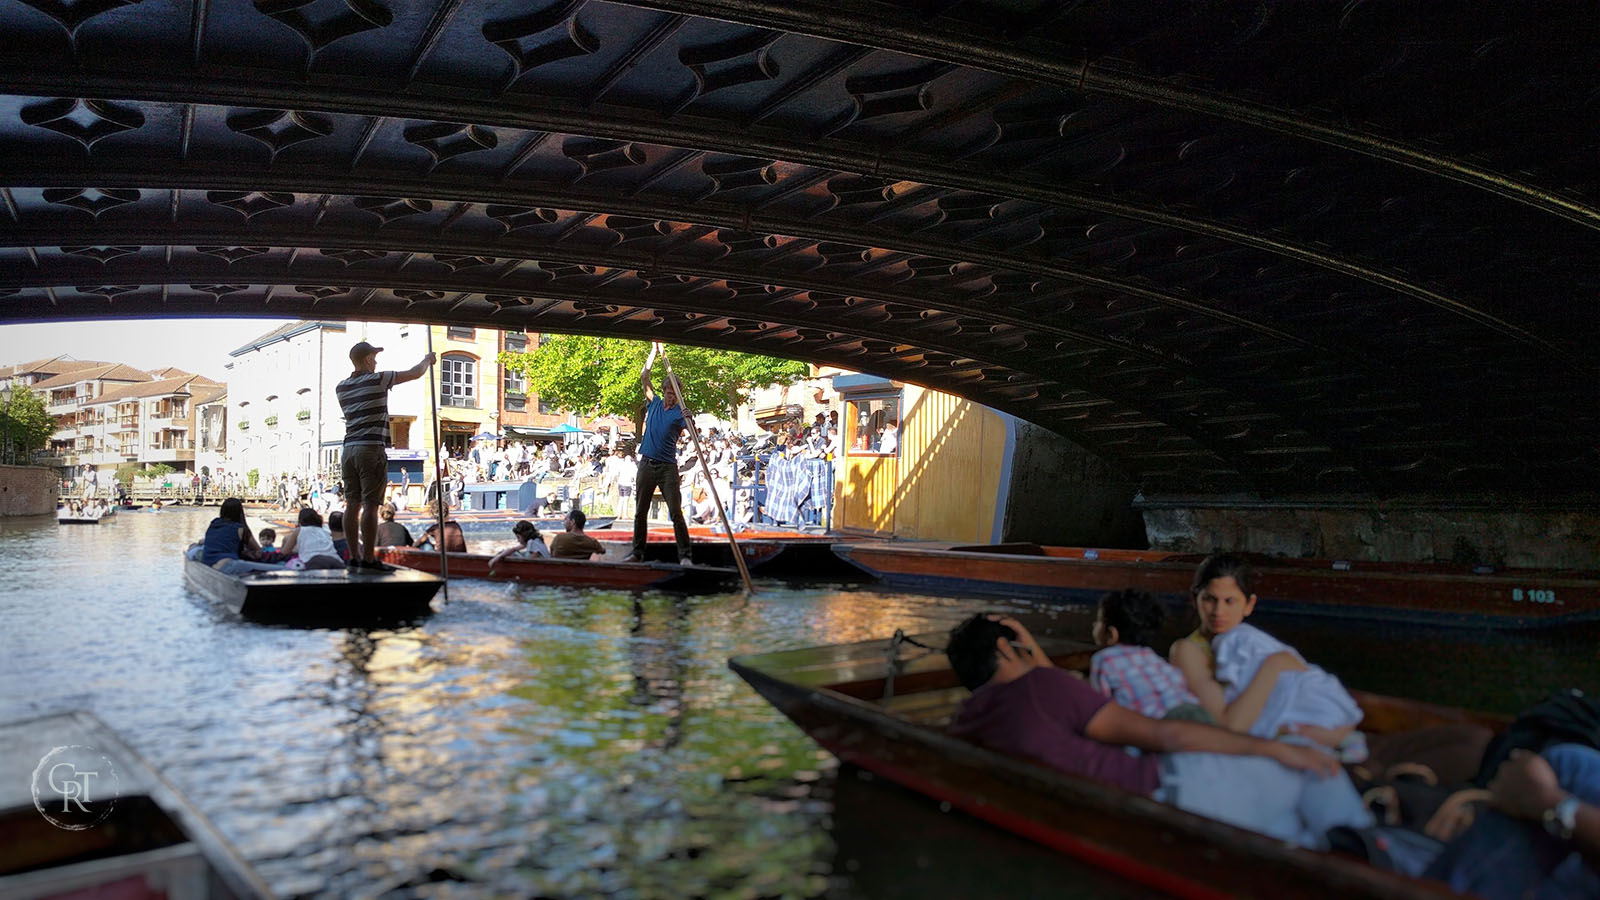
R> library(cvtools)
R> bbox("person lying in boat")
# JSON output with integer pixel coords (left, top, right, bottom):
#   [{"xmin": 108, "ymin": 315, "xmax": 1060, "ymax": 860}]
[
  {"xmin": 1090, "ymin": 589, "xmax": 1211, "ymax": 722},
  {"xmin": 549, "ymin": 510, "xmax": 605, "ymax": 560},
  {"xmin": 417, "ymin": 500, "xmax": 467, "ymax": 553},
  {"xmin": 276, "ymin": 507, "xmax": 345, "ymax": 570},
  {"xmin": 1170, "ymin": 553, "xmax": 1365, "ymax": 760},
  {"xmin": 945, "ymin": 614, "xmax": 1373, "ymax": 850},
  {"xmin": 488, "ymin": 520, "xmax": 550, "ymax": 570},
  {"xmin": 196, "ymin": 498, "xmax": 285, "ymax": 574},
  {"xmin": 1425, "ymin": 744, "xmax": 1600, "ymax": 898},
  {"xmin": 374, "ymin": 503, "xmax": 413, "ymax": 548}
]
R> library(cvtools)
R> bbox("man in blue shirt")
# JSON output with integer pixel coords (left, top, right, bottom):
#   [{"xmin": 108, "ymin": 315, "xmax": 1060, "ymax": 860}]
[{"xmin": 625, "ymin": 343, "xmax": 693, "ymax": 563}]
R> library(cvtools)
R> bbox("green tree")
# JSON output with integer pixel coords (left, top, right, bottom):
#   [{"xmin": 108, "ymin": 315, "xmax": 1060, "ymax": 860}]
[
  {"xmin": 0, "ymin": 385, "xmax": 57, "ymax": 465},
  {"xmin": 500, "ymin": 337, "xmax": 809, "ymax": 434}
]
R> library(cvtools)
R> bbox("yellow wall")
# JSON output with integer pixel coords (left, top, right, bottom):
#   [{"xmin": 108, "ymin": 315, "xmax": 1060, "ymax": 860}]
[{"xmin": 836, "ymin": 384, "xmax": 1008, "ymax": 542}]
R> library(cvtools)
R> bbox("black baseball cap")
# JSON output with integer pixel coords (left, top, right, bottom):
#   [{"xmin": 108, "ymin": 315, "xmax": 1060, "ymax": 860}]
[{"xmin": 349, "ymin": 341, "xmax": 383, "ymax": 362}]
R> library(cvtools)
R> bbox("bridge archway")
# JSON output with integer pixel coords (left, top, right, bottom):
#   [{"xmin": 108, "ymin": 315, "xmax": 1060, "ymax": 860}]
[{"xmin": 1, "ymin": 1, "xmax": 1595, "ymax": 500}]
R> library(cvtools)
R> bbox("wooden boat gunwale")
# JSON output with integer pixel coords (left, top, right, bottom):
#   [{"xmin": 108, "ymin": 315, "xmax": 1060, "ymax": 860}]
[
  {"xmin": 377, "ymin": 546, "xmax": 740, "ymax": 591},
  {"xmin": 833, "ymin": 541, "xmax": 1600, "ymax": 628},
  {"xmin": 732, "ymin": 635, "xmax": 1498, "ymax": 900},
  {"xmin": 183, "ymin": 556, "xmax": 441, "ymax": 625},
  {"xmin": 0, "ymin": 710, "xmax": 271, "ymax": 899}
]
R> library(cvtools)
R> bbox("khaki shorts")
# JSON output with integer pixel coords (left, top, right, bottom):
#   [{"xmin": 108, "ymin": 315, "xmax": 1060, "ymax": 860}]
[{"xmin": 342, "ymin": 445, "xmax": 388, "ymax": 504}]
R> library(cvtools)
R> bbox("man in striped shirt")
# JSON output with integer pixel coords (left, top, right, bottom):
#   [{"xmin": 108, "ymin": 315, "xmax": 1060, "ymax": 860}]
[{"xmin": 337, "ymin": 340, "xmax": 435, "ymax": 571}]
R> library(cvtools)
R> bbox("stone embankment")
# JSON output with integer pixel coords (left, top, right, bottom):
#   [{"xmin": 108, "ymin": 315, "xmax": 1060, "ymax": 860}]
[{"xmin": 0, "ymin": 464, "xmax": 57, "ymax": 516}]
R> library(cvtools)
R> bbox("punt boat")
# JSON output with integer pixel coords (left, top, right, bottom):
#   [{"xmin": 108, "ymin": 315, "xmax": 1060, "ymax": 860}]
[
  {"xmin": 0, "ymin": 710, "xmax": 271, "ymax": 899},
  {"xmin": 57, "ymin": 510, "xmax": 113, "ymax": 525},
  {"xmin": 378, "ymin": 546, "xmax": 740, "ymax": 592},
  {"xmin": 833, "ymin": 542, "xmax": 1600, "ymax": 629},
  {"xmin": 183, "ymin": 556, "xmax": 442, "ymax": 626},
  {"xmin": 732, "ymin": 635, "xmax": 1504, "ymax": 900},
  {"xmin": 586, "ymin": 526, "xmax": 855, "ymax": 575}
]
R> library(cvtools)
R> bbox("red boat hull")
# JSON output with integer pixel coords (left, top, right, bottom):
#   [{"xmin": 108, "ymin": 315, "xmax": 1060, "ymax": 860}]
[
  {"xmin": 833, "ymin": 542, "xmax": 1600, "ymax": 628},
  {"xmin": 378, "ymin": 547, "xmax": 735, "ymax": 591}
]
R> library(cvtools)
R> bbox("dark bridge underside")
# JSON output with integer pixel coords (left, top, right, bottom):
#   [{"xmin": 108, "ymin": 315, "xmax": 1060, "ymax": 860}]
[{"xmin": 1, "ymin": 0, "xmax": 1596, "ymax": 499}]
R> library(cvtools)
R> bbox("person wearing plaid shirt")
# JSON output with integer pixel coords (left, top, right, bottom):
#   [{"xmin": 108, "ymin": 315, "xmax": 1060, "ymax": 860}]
[{"xmin": 1090, "ymin": 589, "xmax": 1209, "ymax": 722}]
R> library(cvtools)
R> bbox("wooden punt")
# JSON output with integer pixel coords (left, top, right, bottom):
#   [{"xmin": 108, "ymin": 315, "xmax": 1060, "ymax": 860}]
[
  {"xmin": 585, "ymin": 526, "xmax": 853, "ymax": 575},
  {"xmin": 57, "ymin": 512, "xmax": 112, "ymax": 525},
  {"xmin": 732, "ymin": 635, "xmax": 1506, "ymax": 900},
  {"xmin": 833, "ymin": 542, "xmax": 1600, "ymax": 629},
  {"xmin": 0, "ymin": 710, "xmax": 271, "ymax": 899},
  {"xmin": 183, "ymin": 556, "xmax": 441, "ymax": 626},
  {"xmin": 378, "ymin": 546, "xmax": 740, "ymax": 592}
]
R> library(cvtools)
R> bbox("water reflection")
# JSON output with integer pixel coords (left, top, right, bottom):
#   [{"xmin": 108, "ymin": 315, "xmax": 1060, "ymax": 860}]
[{"xmin": 5, "ymin": 509, "xmax": 1595, "ymax": 898}]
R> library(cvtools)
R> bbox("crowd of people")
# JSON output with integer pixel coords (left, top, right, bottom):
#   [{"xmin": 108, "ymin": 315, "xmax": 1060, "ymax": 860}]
[{"xmin": 945, "ymin": 552, "xmax": 1598, "ymax": 897}]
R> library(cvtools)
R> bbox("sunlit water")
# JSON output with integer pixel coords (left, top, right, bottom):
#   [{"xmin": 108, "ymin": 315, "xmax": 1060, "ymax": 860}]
[{"xmin": 3, "ymin": 509, "xmax": 1594, "ymax": 898}]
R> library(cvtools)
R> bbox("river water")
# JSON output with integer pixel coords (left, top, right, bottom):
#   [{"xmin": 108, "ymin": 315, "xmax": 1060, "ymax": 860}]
[{"xmin": 3, "ymin": 508, "xmax": 1595, "ymax": 898}]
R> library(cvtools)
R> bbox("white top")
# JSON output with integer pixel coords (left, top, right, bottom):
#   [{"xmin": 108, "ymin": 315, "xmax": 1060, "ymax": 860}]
[
  {"xmin": 1213, "ymin": 623, "xmax": 1362, "ymax": 737},
  {"xmin": 294, "ymin": 525, "xmax": 339, "ymax": 561},
  {"xmin": 518, "ymin": 539, "xmax": 550, "ymax": 559}
]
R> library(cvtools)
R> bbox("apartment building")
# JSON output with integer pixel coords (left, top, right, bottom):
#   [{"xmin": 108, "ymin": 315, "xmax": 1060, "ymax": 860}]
[{"xmin": 74, "ymin": 373, "xmax": 219, "ymax": 471}]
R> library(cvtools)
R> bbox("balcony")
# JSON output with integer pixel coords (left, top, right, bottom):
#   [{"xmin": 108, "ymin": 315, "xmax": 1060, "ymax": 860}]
[
  {"xmin": 144, "ymin": 447, "xmax": 195, "ymax": 463},
  {"xmin": 110, "ymin": 417, "xmax": 140, "ymax": 432}
]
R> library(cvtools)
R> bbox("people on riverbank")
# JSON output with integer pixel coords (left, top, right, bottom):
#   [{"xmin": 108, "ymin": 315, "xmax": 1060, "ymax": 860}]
[{"xmin": 945, "ymin": 613, "xmax": 1371, "ymax": 850}]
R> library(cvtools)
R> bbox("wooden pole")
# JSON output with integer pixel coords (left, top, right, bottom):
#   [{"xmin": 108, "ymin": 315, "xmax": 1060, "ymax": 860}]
[
  {"xmin": 654, "ymin": 343, "xmax": 756, "ymax": 596},
  {"xmin": 426, "ymin": 326, "xmax": 450, "ymax": 604}
]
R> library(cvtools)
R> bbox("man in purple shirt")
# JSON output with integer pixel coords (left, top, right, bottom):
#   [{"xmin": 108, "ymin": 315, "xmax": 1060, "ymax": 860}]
[{"xmin": 946, "ymin": 615, "xmax": 1372, "ymax": 849}]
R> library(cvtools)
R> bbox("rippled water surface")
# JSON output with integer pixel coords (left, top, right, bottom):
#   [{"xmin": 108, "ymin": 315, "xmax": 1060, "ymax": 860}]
[{"xmin": 4, "ymin": 509, "xmax": 1595, "ymax": 898}]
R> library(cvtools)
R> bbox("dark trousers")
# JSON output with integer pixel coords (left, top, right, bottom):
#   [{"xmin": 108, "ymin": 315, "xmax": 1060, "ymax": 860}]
[{"xmin": 634, "ymin": 457, "xmax": 693, "ymax": 561}]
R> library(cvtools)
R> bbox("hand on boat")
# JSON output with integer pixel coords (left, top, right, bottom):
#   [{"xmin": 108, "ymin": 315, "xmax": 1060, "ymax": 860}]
[
  {"xmin": 1489, "ymin": 749, "xmax": 1567, "ymax": 820},
  {"xmin": 1267, "ymin": 741, "xmax": 1342, "ymax": 777}
]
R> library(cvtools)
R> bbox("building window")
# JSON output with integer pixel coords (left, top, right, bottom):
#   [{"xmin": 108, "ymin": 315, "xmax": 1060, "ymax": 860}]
[
  {"xmin": 846, "ymin": 393, "xmax": 901, "ymax": 457},
  {"xmin": 505, "ymin": 396, "xmax": 527, "ymax": 412},
  {"xmin": 538, "ymin": 334, "xmax": 553, "ymax": 347},
  {"xmin": 504, "ymin": 365, "xmax": 526, "ymax": 397},
  {"xmin": 447, "ymin": 325, "xmax": 475, "ymax": 340},
  {"xmin": 537, "ymin": 397, "xmax": 555, "ymax": 415},
  {"xmin": 441, "ymin": 355, "xmax": 476, "ymax": 408},
  {"xmin": 504, "ymin": 330, "xmax": 527, "ymax": 352}
]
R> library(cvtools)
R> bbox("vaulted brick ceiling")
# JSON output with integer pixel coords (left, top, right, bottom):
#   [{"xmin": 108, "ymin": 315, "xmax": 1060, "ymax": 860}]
[{"xmin": 1, "ymin": 0, "xmax": 1596, "ymax": 499}]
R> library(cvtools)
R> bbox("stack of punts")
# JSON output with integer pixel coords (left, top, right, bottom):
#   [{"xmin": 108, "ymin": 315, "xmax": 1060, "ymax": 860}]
[
  {"xmin": 587, "ymin": 525, "xmax": 851, "ymax": 575},
  {"xmin": 378, "ymin": 547, "xmax": 740, "ymax": 592},
  {"xmin": 183, "ymin": 556, "xmax": 442, "ymax": 626},
  {"xmin": 0, "ymin": 710, "xmax": 271, "ymax": 899},
  {"xmin": 832, "ymin": 542, "xmax": 1600, "ymax": 629},
  {"xmin": 731, "ymin": 635, "xmax": 1506, "ymax": 900}
]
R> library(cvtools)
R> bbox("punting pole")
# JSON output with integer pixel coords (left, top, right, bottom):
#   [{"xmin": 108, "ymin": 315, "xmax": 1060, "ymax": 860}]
[
  {"xmin": 426, "ymin": 326, "xmax": 450, "ymax": 604},
  {"xmin": 654, "ymin": 342, "xmax": 755, "ymax": 596}
]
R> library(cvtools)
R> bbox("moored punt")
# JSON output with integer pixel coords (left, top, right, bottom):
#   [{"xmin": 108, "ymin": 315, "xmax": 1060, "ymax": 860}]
[
  {"xmin": 731, "ymin": 636, "xmax": 1503, "ymax": 900},
  {"xmin": 833, "ymin": 542, "xmax": 1600, "ymax": 630},
  {"xmin": 0, "ymin": 710, "xmax": 271, "ymax": 899},
  {"xmin": 57, "ymin": 512, "xmax": 112, "ymax": 525},
  {"xmin": 183, "ymin": 556, "xmax": 441, "ymax": 626},
  {"xmin": 378, "ymin": 546, "xmax": 740, "ymax": 592}
]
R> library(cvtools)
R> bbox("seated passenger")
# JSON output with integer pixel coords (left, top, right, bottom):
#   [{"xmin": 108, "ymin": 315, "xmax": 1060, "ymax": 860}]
[
  {"xmin": 549, "ymin": 510, "xmax": 604, "ymax": 560},
  {"xmin": 946, "ymin": 614, "xmax": 1372, "ymax": 849},
  {"xmin": 418, "ymin": 500, "xmax": 467, "ymax": 553},
  {"xmin": 1089, "ymin": 589, "xmax": 1209, "ymax": 722},
  {"xmin": 1426, "ymin": 745, "xmax": 1600, "ymax": 898},
  {"xmin": 1170, "ymin": 553, "xmax": 1363, "ymax": 756},
  {"xmin": 257, "ymin": 527, "xmax": 278, "ymax": 556},
  {"xmin": 198, "ymin": 498, "xmax": 284, "ymax": 574},
  {"xmin": 278, "ymin": 507, "xmax": 344, "ymax": 570},
  {"xmin": 328, "ymin": 510, "xmax": 350, "ymax": 561},
  {"xmin": 488, "ymin": 520, "xmax": 550, "ymax": 571},
  {"xmin": 374, "ymin": 503, "xmax": 413, "ymax": 548}
]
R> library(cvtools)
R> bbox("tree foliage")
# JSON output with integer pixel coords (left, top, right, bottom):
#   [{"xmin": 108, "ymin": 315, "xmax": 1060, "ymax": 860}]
[
  {"xmin": 0, "ymin": 386, "xmax": 57, "ymax": 464},
  {"xmin": 500, "ymin": 336, "xmax": 809, "ymax": 430}
]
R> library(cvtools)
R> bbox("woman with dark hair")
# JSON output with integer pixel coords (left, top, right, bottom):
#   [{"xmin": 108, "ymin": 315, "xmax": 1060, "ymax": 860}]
[{"xmin": 197, "ymin": 498, "xmax": 284, "ymax": 574}]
